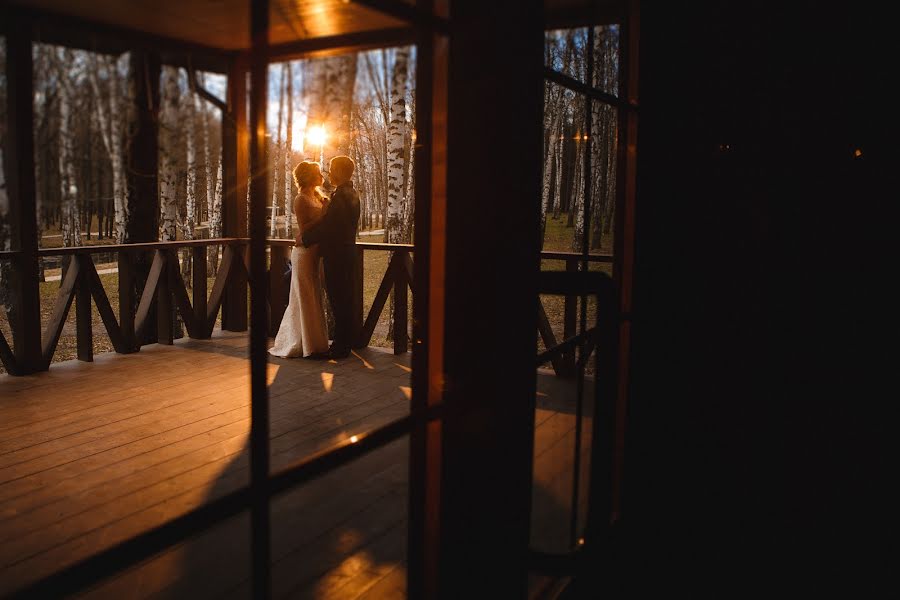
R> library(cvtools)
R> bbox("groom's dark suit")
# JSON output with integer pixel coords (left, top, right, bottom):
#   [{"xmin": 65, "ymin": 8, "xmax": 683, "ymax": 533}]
[{"xmin": 302, "ymin": 181, "xmax": 361, "ymax": 355}]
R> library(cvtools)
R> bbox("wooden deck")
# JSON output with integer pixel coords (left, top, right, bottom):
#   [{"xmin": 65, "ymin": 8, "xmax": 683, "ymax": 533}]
[{"xmin": 0, "ymin": 332, "xmax": 589, "ymax": 598}]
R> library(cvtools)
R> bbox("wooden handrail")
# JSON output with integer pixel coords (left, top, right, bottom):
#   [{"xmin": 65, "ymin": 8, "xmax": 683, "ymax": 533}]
[{"xmin": 37, "ymin": 238, "xmax": 247, "ymax": 256}]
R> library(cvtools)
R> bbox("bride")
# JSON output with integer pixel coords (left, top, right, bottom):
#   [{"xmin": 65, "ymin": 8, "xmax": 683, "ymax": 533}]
[{"xmin": 268, "ymin": 161, "xmax": 330, "ymax": 358}]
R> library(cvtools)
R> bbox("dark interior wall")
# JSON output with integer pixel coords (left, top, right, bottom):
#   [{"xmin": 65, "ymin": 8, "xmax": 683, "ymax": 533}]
[{"xmin": 621, "ymin": 1, "xmax": 892, "ymax": 593}]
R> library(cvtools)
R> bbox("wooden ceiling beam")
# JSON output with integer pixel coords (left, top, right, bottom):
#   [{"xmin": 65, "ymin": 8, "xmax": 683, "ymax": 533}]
[
  {"xmin": 1, "ymin": 4, "xmax": 234, "ymax": 73},
  {"xmin": 266, "ymin": 26, "xmax": 416, "ymax": 62}
]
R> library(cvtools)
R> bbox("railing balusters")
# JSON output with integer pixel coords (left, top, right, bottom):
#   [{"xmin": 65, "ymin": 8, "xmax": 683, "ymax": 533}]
[
  {"xmin": 75, "ymin": 256, "xmax": 93, "ymax": 362},
  {"xmin": 268, "ymin": 245, "xmax": 288, "ymax": 337},
  {"xmin": 393, "ymin": 250, "xmax": 409, "ymax": 355},
  {"xmin": 41, "ymin": 256, "xmax": 81, "ymax": 367},
  {"xmin": 355, "ymin": 247, "xmax": 365, "ymax": 342},
  {"xmin": 562, "ymin": 258, "xmax": 578, "ymax": 377},
  {"xmin": 118, "ymin": 251, "xmax": 136, "ymax": 351},
  {"xmin": 5, "ymin": 239, "xmax": 606, "ymax": 380},
  {"xmin": 83, "ymin": 255, "xmax": 126, "ymax": 353},
  {"xmin": 156, "ymin": 250, "xmax": 173, "ymax": 345},
  {"xmin": 193, "ymin": 246, "xmax": 208, "ymax": 338},
  {"xmin": 134, "ymin": 251, "xmax": 165, "ymax": 345},
  {"xmin": 206, "ymin": 244, "xmax": 235, "ymax": 337}
]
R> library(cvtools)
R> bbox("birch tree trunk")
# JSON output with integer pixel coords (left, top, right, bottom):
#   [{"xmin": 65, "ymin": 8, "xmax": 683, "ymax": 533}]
[
  {"xmin": 385, "ymin": 47, "xmax": 410, "ymax": 244},
  {"xmin": 57, "ymin": 49, "xmax": 82, "ymax": 248},
  {"xmin": 209, "ymin": 149, "xmax": 223, "ymax": 272},
  {"xmin": 182, "ymin": 75, "xmax": 197, "ymax": 282},
  {"xmin": 572, "ymin": 136, "xmax": 586, "ymax": 253},
  {"xmin": 540, "ymin": 100, "xmax": 555, "ymax": 242},
  {"xmin": 159, "ymin": 66, "xmax": 179, "ymax": 241},
  {"xmin": 88, "ymin": 54, "xmax": 128, "ymax": 243},
  {"xmin": 403, "ymin": 129, "xmax": 415, "ymax": 241}
]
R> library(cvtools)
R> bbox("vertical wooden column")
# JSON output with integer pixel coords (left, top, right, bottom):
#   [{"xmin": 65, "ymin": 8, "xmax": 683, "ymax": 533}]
[
  {"xmin": 408, "ymin": 1, "xmax": 448, "ymax": 594},
  {"xmin": 563, "ymin": 257, "xmax": 578, "ymax": 375},
  {"xmin": 125, "ymin": 51, "xmax": 161, "ymax": 348},
  {"xmin": 4, "ymin": 23, "xmax": 43, "ymax": 373},
  {"xmin": 392, "ymin": 252, "xmax": 408, "ymax": 354},
  {"xmin": 268, "ymin": 244, "xmax": 287, "ymax": 336},
  {"xmin": 156, "ymin": 251, "xmax": 173, "ymax": 345},
  {"xmin": 192, "ymin": 246, "xmax": 208, "ymax": 338},
  {"xmin": 118, "ymin": 251, "xmax": 136, "ymax": 350},
  {"xmin": 75, "ymin": 257, "xmax": 93, "ymax": 362},
  {"xmin": 353, "ymin": 246, "xmax": 364, "ymax": 345},
  {"xmin": 222, "ymin": 55, "xmax": 249, "ymax": 332},
  {"xmin": 610, "ymin": 0, "xmax": 640, "ymax": 522},
  {"xmin": 437, "ymin": 1, "xmax": 543, "ymax": 597},
  {"xmin": 247, "ymin": 1, "xmax": 271, "ymax": 598}
]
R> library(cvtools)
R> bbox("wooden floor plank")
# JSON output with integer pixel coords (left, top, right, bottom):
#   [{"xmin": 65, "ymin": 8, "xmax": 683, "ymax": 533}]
[{"xmin": 0, "ymin": 335, "xmax": 580, "ymax": 598}]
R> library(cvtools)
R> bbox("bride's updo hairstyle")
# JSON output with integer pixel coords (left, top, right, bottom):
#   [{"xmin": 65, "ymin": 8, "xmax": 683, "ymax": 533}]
[{"xmin": 292, "ymin": 161, "xmax": 322, "ymax": 190}]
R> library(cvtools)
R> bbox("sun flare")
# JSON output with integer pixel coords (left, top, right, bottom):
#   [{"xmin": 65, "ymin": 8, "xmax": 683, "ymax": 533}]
[{"xmin": 306, "ymin": 125, "xmax": 327, "ymax": 148}]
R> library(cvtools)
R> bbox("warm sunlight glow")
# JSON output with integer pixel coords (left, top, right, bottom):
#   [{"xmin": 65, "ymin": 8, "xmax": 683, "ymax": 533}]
[
  {"xmin": 351, "ymin": 350, "xmax": 374, "ymax": 370},
  {"xmin": 307, "ymin": 125, "xmax": 327, "ymax": 148},
  {"xmin": 394, "ymin": 363, "xmax": 412, "ymax": 373},
  {"xmin": 350, "ymin": 435, "xmax": 359, "ymax": 443},
  {"xmin": 400, "ymin": 386, "xmax": 412, "ymax": 400},
  {"xmin": 321, "ymin": 372, "xmax": 334, "ymax": 392},
  {"xmin": 267, "ymin": 364, "xmax": 280, "ymax": 385}
]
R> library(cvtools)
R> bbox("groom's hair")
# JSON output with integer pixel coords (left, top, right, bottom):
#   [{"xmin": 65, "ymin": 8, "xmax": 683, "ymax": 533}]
[{"xmin": 329, "ymin": 156, "xmax": 355, "ymax": 181}]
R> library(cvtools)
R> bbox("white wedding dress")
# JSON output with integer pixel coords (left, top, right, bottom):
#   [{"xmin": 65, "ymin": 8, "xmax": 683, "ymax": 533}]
[{"xmin": 268, "ymin": 192, "xmax": 329, "ymax": 358}]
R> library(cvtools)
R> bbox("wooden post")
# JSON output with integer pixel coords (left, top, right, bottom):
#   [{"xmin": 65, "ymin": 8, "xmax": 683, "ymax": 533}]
[
  {"xmin": 248, "ymin": 1, "xmax": 272, "ymax": 598},
  {"xmin": 222, "ymin": 55, "xmax": 249, "ymax": 332},
  {"xmin": 268, "ymin": 245, "xmax": 288, "ymax": 336},
  {"xmin": 118, "ymin": 251, "xmax": 136, "ymax": 351},
  {"xmin": 354, "ymin": 246, "xmax": 364, "ymax": 346},
  {"xmin": 408, "ymin": 3, "xmax": 448, "ymax": 595},
  {"xmin": 193, "ymin": 246, "xmax": 208, "ymax": 338},
  {"xmin": 76, "ymin": 258, "xmax": 93, "ymax": 362},
  {"xmin": 437, "ymin": 1, "xmax": 543, "ymax": 596},
  {"xmin": 393, "ymin": 252, "xmax": 408, "ymax": 354},
  {"xmin": 4, "ymin": 24, "xmax": 43, "ymax": 373},
  {"xmin": 155, "ymin": 251, "xmax": 173, "ymax": 345},
  {"xmin": 563, "ymin": 257, "xmax": 578, "ymax": 375},
  {"xmin": 124, "ymin": 51, "xmax": 161, "ymax": 348}
]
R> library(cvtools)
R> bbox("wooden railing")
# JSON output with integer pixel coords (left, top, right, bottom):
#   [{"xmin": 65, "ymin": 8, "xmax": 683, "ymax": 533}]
[
  {"xmin": 536, "ymin": 253, "xmax": 613, "ymax": 377},
  {"xmin": 266, "ymin": 240, "xmax": 415, "ymax": 355},
  {"xmin": 0, "ymin": 241, "xmax": 609, "ymax": 377}
]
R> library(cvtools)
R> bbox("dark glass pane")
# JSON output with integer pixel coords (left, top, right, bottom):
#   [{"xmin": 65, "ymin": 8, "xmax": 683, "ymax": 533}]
[
  {"xmin": 591, "ymin": 25, "xmax": 621, "ymax": 97},
  {"xmin": 588, "ymin": 99, "xmax": 618, "ymax": 260},
  {"xmin": 542, "ymin": 84, "xmax": 588, "ymax": 255},
  {"xmin": 270, "ymin": 437, "xmax": 409, "ymax": 598}
]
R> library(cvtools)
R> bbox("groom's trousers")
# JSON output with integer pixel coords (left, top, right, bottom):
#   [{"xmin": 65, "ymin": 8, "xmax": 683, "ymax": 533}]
[{"xmin": 322, "ymin": 246, "xmax": 360, "ymax": 351}]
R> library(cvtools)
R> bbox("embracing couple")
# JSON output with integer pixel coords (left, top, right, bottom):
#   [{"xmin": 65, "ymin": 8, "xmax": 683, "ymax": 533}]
[{"xmin": 269, "ymin": 155, "xmax": 360, "ymax": 361}]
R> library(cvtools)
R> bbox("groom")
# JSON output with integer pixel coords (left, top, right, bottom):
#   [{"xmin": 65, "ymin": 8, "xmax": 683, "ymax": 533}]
[{"xmin": 302, "ymin": 155, "xmax": 361, "ymax": 359}]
